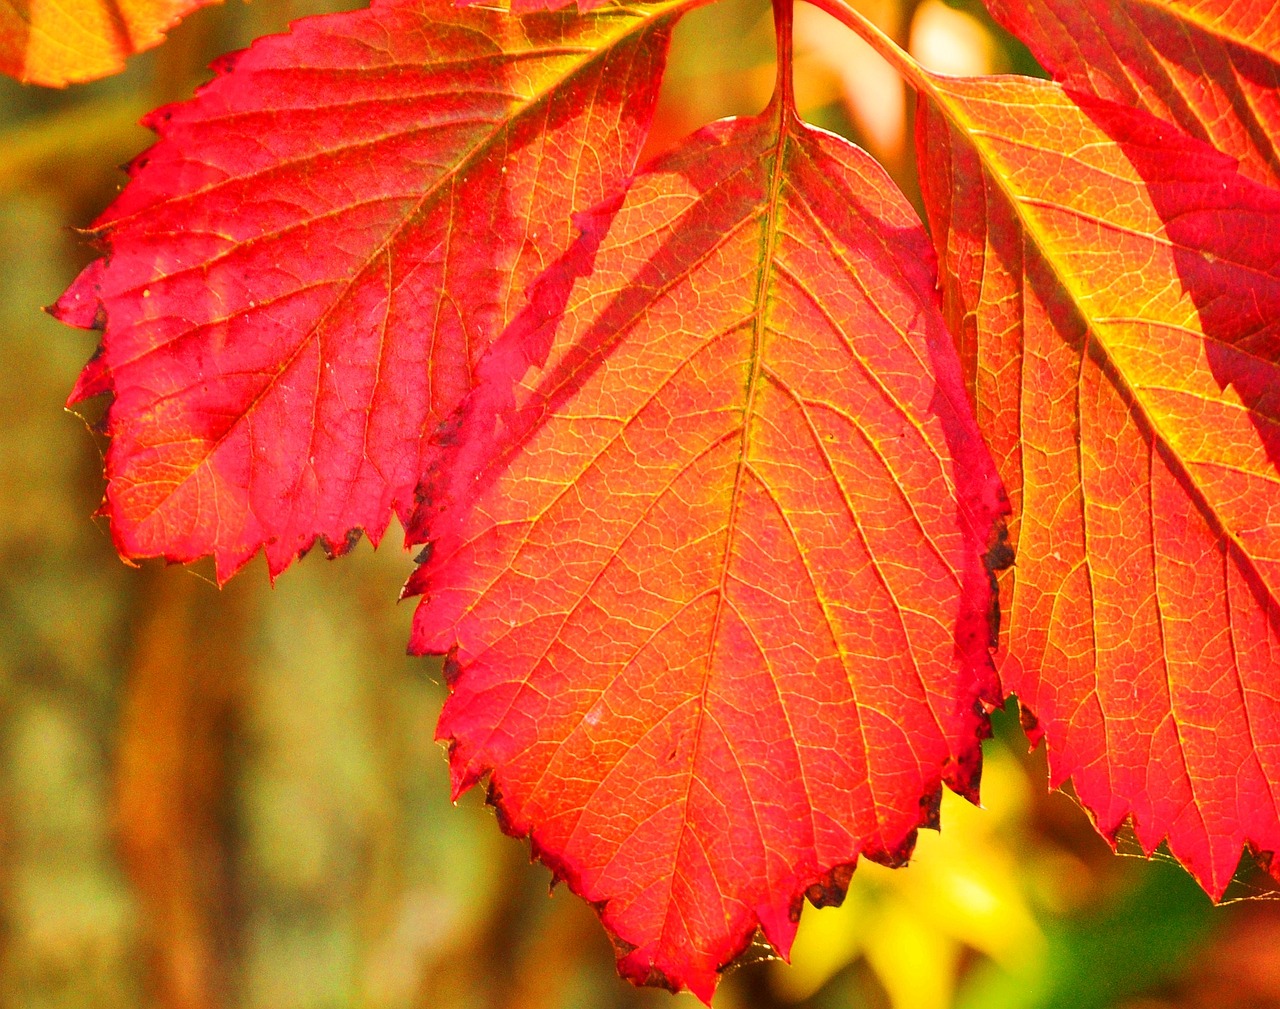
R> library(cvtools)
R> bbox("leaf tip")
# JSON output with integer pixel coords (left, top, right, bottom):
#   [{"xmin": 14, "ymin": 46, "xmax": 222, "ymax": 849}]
[
  {"xmin": 52, "ymin": 260, "xmax": 106, "ymax": 330},
  {"xmin": 864, "ymin": 828, "xmax": 920, "ymax": 870},
  {"xmin": 943, "ymin": 741, "xmax": 984, "ymax": 805},
  {"xmin": 616, "ymin": 951, "xmax": 717, "ymax": 1005},
  {"xmin": 67, "ymin": 349, "xmax": 112, "ymax": 406}
]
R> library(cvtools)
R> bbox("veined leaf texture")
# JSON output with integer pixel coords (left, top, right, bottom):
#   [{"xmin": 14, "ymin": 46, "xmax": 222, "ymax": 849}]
[
  {"xmin": 54, "ymin": 0, "xmax": 687, "ymax": 580},
  {"xmin": 408, "ymin": 92, "xmax": 1006, "ymax": 999},
  {"xmin": 26, "ymin": 0, "xmax": 1280, "ymax": 998},
  {"xmin": 984, "ymin": 0, "xmax": 1280, "ymax": 188},
  {"xmin": 0, "ymin": 0, "xmax": 219, "ymax": 85},
  {"xmin": 917, "ymin": 64, "xmax": 1280, "ymax": 899}
]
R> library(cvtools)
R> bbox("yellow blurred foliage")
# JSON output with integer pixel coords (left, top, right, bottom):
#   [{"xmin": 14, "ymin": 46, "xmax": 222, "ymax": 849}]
[{"xmin": 772, "ymin": 747, "xmax": 1043, "ymax": 1006}]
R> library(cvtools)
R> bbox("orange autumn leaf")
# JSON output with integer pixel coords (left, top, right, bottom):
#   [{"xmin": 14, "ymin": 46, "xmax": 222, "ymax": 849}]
[
  {"xmin": 54, "ymin": 0, "xmax": 688, "ymax": 581},
  {"xmin": 915, "ymin": 70, "xmax": 1280, "ymax": 896},
  {"xmin": 0, "ymin": 0, "xmax": 218, "ymax": 86},
  {"xmin": 406, "ymin": 49, "xmax": 1007, "ymax": 998},
  {"xmin": 985, "ymin": 0, "xmax": 1280, "ymax": 189}
]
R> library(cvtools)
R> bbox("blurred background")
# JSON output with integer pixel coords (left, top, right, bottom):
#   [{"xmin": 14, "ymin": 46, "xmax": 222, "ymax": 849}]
[{"xmin": 3, "ymin": 1, "xmax": 1280, "ymax": 1007}]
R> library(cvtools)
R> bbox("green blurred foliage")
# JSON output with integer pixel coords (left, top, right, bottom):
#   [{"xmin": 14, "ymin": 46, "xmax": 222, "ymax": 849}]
[{"xmin": 2, "ymin": 3, "xmax": 1279, "ymax": 1008}]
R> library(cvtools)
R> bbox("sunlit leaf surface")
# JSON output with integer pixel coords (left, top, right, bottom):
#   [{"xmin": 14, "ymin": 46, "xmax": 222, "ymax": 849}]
[
  {"xmin": 0, "ymin": 0, "xmax": 218, "ymax": 85},
  {"xmin": 919, "ymin": 71, "xmax": 1280, "ymax": 897},
  {"xmin": 408, "ymin": 93, "xmax": 1006, "ymax": 1000},
  {"xmin": 55, "ymin": 0, "xmax": 686, "ymax": 580}
]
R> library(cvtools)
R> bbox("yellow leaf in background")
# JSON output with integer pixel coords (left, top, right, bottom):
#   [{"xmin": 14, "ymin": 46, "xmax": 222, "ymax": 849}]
[{"xmin": 772, "ymin": 746, "xmax": 1044, "ymax": 1005}]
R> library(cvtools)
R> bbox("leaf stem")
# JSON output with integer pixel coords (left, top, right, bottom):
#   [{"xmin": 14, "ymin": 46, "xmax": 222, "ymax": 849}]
[{"xmin": 770, "ymin": 0, "xmax": 796, "ymax": 119}]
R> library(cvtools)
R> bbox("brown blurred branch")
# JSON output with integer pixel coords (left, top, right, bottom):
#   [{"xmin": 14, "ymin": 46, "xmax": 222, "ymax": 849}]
[{"xmin": 114, "ymin": 570, "xmax": 248, "ymax": 1009}]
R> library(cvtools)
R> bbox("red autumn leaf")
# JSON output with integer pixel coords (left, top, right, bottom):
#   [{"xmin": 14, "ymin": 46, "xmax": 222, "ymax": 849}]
[
  {"xmin": 0, "ymin": 0, "xmax": 217, "ymax": 86},
  {"xmin": 480, "ymin": 0, "xmax": 606, "ymax": 18},
  {"xmin": 983, "ymin": 0, "xmax": 1280, "ymax": 189},
  {"xmin": 51, "ymin": 0, "xmax": 1280, "ymax": 996},
  {"xmin": 913, "ymin": 69, "xmax": 1280, "ymax": 896},
  {"xmin": 55, "ymin": 0, "xmax": 689, "ymax": 581},
  {"xmin": 405, "ymin": 46, "xmax": 1008, "ymax": 997}
]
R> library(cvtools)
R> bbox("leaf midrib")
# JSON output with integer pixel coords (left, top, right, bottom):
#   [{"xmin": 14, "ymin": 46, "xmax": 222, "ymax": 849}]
[{"xmin": 651, "ymin": 103, "xmax": 793, "ymax": 963}]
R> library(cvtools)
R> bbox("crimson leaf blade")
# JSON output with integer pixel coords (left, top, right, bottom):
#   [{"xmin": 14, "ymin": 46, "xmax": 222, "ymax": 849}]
[{"xmin": 56, "ymin": 0, "xmax": 691, "ymax": 581}]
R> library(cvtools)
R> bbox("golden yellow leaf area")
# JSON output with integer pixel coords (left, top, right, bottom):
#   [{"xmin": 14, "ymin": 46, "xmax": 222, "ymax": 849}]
[{"xmin": 0, "ymin": 0, "xmax": 218, "ymax": 85}]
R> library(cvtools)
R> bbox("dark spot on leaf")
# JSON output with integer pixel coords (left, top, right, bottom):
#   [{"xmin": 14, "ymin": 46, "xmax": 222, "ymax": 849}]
[
  {"xmin": 640, "ymin": 966, "xmax": 680, "ymax": 994},
  {"xmin": 983, "ymin": 519, "xmax": 1014, "ymax": 645},
  {"xmin": 441, "ymin": 647, "xmax": 462, "ymax": 687},
  {"xmin": 804, "ymin": 861, "xmax": 855, "ymax": 909},
  {"xmin": 984, "ymin": 519, "xmax": 1014, "ymax": 572},
  {"xmin": 318, "ymin": 527, "xmax": 363, "ymax": 558},
  {"xmin": 867, "ymin": 829, "xmax": 918, "ymax": 869},
  {"xmin": 431, "ymin": 410, "xmax": 464, "ymax": 449},
  {"xmin": 606, "ymin": 930, "xmax": 638, "ymax": 959},
  {"xmin": 485, "ymin": 779, "xmax": 525, "ymax": 842},
  {"xmin": 944, "ymin": 743, "xmax": 983, "ymax": 803},
  {"xmin": 919, "ymin": 785, "xmax": 942, "ymax": 831},
  {"xmin": 663, "ymin": 727, "xmax": 684, "ymax": 764},
  {"xmin": 209, "ymin": 49, "xmax": 244, "ymax": 76}
]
